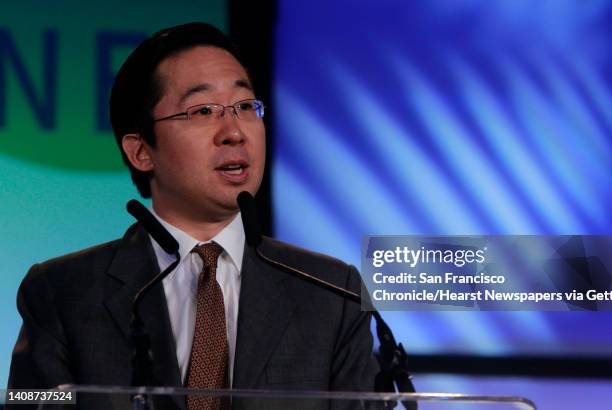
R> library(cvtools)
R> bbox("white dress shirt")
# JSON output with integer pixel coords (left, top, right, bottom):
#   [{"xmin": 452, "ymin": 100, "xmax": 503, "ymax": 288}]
[{"xmin": 149, "ymin": 210, "xmax": 244, "ymax": 386}]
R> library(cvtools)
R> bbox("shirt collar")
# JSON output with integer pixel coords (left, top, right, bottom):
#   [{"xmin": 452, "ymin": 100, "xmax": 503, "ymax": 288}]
[
  {"xmin": 148, "ymin": 208, "xmax": 245, "ymax": 274},
  {"xmin": 211, "ymin": 213, "xmax": 245, "ymax": 272}
]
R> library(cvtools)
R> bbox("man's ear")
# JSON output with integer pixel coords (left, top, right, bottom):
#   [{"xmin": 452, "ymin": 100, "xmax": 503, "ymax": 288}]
[{"xmin": 122, "ymin": 133, "xmax": 154, "ymax": 172}]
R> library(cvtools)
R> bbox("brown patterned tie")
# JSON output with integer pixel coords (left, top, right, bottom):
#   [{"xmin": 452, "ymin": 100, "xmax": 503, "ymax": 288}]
[{"xmin": 186, "ymin": 242, "xmax": 229, "ymax": 410}]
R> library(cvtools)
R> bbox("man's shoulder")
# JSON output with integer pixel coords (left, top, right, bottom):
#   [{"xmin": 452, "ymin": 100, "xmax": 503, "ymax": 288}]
[
  {"xmin": 20, "ymin": 224, "xmax": 141, "ymax": 292},
  {"xmin": 261, "ymin": 236, "xmax": 351, "ymax": 269},
  {"xmin": 20, "ymin": 239, "xmax": 120, "ymax": 290},
  {"xmin": 259, "ymin": 236, "xmax": 359, "ymax": 289}
]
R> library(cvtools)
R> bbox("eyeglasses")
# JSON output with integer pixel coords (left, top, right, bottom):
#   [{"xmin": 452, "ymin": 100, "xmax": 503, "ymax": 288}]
[{"xmin": 153, "ymin": 99, "xmax": 265, "ymax": 123}]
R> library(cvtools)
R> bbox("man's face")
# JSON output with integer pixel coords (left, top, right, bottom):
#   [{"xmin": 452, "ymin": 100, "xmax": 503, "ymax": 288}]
[{"xmin": 146, "ymin": 46, "xmax": 266, "ymax": 221}]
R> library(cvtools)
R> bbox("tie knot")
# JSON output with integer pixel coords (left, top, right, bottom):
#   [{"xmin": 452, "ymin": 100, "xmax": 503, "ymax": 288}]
[{"xmin": 192, "ymin": 242, "xmax": 224, "ymax": 270}]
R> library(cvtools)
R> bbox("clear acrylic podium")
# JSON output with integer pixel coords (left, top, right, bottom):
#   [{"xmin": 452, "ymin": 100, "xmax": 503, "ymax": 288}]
[{"xmin": 33, "ymin": 385, "xmax": 537, "ymax": 409}]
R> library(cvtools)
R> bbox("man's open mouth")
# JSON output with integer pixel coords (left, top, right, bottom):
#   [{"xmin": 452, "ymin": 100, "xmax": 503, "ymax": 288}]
[{"xmin": 218, "ymin": 164, "xmax": 246, "ymax": 175}]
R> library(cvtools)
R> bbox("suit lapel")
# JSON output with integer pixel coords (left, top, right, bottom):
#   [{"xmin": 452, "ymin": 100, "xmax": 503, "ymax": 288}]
[
  {"xmin": 233, "ymin": 242, "xmax": 297, "ymax": 388},
  {"xmin": 103, "ymin": 224, "xmax": 183, "ymax": 393},
  {"xmin": 102, "ymin": 225, "xmax": 298, "ymax": 398}
]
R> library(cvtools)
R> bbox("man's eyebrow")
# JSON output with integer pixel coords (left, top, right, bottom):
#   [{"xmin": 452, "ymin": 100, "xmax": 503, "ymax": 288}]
[
  {"xmin": 235, "ymin": 78, "xmax": 253, "ymax": 91},
  {"xmin": 178, "ymin": 79, "xmax": 254, "ymax": 105},
  {"xmin": 179, "ymin": 83, "xmax": 211, "ymax": 105}
]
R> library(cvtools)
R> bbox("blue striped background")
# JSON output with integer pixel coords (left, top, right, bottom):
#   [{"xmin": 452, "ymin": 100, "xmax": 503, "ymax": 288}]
[{"xmin": 272, "ymin": 0, "xmax": 612, "ymax": 358}]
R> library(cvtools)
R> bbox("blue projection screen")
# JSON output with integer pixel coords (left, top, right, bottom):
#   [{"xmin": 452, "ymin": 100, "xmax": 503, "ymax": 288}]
[{"xmin": 272, "ymin": 0, "xmax": 612, "ymax": 360}]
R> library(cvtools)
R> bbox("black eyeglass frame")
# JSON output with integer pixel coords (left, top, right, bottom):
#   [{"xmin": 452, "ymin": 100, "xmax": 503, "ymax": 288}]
[{"xmin": 153, "ymin": 98, "xmax": 265, "ymax": 122}]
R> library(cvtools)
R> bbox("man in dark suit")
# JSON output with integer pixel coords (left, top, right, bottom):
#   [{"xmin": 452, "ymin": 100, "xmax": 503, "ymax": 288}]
[{"xmin": 8, "ymin": 22, "xmax": 378, "ymax": 409}]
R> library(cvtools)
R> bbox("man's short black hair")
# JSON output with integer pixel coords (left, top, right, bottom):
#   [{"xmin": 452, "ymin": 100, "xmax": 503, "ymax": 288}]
[{"xmin": 110, "ymin": 22, "xmax": 245, "ymax": 198}]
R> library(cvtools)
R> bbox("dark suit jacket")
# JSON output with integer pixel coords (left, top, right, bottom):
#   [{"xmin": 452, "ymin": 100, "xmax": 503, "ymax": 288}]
[{"xmin": 8, "ymin": 223, "xmax": 379, "ymax": 409}]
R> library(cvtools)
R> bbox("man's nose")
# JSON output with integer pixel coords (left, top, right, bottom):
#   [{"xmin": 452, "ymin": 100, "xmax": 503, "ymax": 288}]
[{"xmin": 214, "ymin": 109, "xmax": 245, "ymax": 146}]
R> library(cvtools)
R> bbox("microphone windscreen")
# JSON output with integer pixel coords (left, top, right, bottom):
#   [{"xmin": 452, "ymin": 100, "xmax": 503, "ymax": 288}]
[
  {"xmin": 237, "ymin": 191, "xmax": 262, "ymax": 247},
  {"xmin": 126, "ymin": 200, "xmax": 179, "ymax": 255}
]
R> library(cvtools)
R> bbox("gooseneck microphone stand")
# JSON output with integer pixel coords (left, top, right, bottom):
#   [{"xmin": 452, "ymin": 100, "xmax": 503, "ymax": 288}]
[
  {"xmin": 126, "ymin": 200, "xmax": 181, "ymax": 410},
  {"xmin": 237, "ymin": 192, "xmax": 417, "ymax": 410}
]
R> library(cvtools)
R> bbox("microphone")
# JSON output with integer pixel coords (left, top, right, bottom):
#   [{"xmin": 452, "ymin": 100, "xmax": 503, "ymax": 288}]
[
  {"xmin": 126, "ymin": 200, "xmax": 181, "ymax": 391},
  {"xmin": 237, "ymin": 191, "xmax": 262, "ymax": 248},
  {"xmin": 237, "ymin": 192, "xmax": 417, "ymax": 408},
  {"xmin": 127, "ymin": 200, "xmax": 179, "ymax": 255}
]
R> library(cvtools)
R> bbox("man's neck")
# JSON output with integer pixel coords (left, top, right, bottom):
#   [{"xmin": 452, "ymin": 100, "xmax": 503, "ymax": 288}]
[{"xmin": 151, "ymin": 203, "xmax": 237, "ymax": 242}]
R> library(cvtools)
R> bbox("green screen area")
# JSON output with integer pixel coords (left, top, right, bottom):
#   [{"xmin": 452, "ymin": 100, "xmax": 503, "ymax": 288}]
[{"xmin": 0, "ymin": 0, "xmax": 227, "ymax": 388}]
